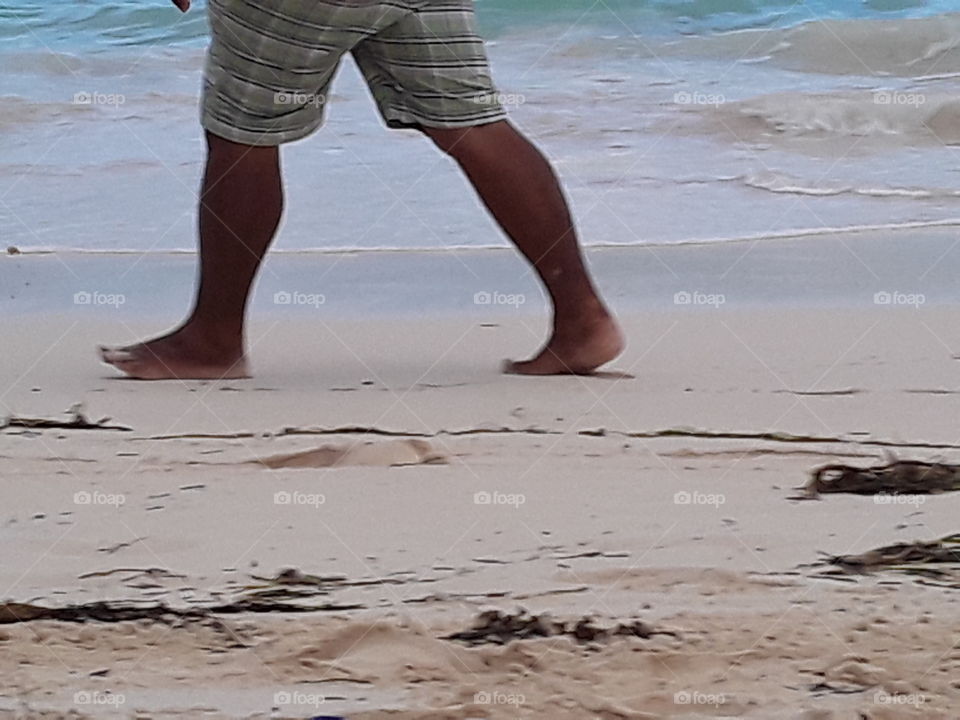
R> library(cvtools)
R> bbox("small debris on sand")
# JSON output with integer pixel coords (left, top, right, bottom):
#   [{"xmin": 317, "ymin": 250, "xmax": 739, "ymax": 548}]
[
  {"xmin": 1, "ymin": 403, "xmax": 131, "ymax": 432},
  {"xmin": 444, "ymin": 610, "xmax": 678, "ymax": 646}
]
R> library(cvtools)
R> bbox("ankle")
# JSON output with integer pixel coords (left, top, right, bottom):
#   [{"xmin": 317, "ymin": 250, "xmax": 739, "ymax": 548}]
[
  {"xmin": 554, "ymin": 295, "xmax": 611, "ymax": 326},
  {"xmin": 175, "ymin": 320, "xmax": 244, "ymax": 357}
]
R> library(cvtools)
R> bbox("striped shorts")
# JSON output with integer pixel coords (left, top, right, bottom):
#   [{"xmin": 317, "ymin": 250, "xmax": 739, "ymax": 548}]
[{"xmin": 201, "ymin": 0, "xmax": 508, "ymax": 146}]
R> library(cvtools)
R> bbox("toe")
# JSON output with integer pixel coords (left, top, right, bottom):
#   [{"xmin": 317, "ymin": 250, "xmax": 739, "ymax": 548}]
[
  {"xmin": 502, "ymin": 358, "xmax": 552, "ymax": 376},
  {"xmin": 99, "ymin": 346, "xmax": 136, "ymax": 365},
  {"xmin": 502, "ymin": 359, "xmax": 536, "ymax": 375}
]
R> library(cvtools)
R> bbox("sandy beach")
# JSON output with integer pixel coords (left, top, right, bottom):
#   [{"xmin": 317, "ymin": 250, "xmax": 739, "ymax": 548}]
[
  {"xmin": 5, "ymin": 0, "xmax": 960, "ymax": 715},
  {"xmin": 2, "ymin": 237, "xmax": 959, "ymax": 718}
]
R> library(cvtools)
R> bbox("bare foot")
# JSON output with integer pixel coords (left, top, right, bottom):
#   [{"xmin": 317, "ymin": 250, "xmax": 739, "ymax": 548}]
[
  {"xmin": 504, "ymin": 310, "xmax": 624, "ymax": 376},
  {"xmin": 99, "ymin": 328, "xmax": 249, "ymax": 380}
]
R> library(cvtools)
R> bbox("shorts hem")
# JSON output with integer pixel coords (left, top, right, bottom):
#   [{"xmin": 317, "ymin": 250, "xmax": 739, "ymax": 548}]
[
  {"xmin": 382, "ymin": 106, "xmax": 508, "ymax": 131},
  {"xmin": 201, "ymin": 113, "xmax": 324, "ymax": 147}
]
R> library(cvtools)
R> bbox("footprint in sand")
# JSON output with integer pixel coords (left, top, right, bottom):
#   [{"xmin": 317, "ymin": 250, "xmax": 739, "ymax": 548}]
[{"xmin": 252, "ymin": 438, "xmax": 447, "ymax": 469}]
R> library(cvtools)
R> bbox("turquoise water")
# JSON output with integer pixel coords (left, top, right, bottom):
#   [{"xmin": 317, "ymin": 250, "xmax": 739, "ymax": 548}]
[{"xmin": 2, "ymin": 0, "xmax": 959, "ymax": 50}]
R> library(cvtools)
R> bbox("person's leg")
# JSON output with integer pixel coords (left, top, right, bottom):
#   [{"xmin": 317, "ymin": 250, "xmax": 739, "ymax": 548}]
[
  {"xmin": 425, "ymin": 121, "xmax": 623, "ymax": 375},
  {"xmin": 352, "ymin": 0, "xmax": 622, "ymax": 375},
  {"xmin": 99, "ymin": 132, "xmax": 282, "ymax": 379},
  {"xmin": 100, "ymin": 0, "xmax": 363, "ymax": 379}
]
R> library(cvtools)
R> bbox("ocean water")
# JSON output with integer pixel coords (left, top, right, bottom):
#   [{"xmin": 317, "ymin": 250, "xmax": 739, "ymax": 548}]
[{"xmin": 2, "ymin": 0, "xmax": 960, "ymax": 253}]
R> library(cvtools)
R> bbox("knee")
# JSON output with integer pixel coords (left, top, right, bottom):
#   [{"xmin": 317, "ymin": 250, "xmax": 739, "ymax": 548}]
[{"xmin": 205, "ymin": 131, "xmax": 278, "ymax": 166}]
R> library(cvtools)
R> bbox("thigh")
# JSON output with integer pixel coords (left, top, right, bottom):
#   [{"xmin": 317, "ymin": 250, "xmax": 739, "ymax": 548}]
[
  {"xmin": 352, "ymin": 0, "xmax": 507, "ymax": 129},
  {"xmin": 202, "ymin": 0, "xmax": 411, "ymax": 145}
]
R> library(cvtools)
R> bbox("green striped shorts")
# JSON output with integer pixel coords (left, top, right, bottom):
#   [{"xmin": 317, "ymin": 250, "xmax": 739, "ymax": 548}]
[{"xmin": 201, "ymin": 0, "xmax": 508, "ymax": 145}]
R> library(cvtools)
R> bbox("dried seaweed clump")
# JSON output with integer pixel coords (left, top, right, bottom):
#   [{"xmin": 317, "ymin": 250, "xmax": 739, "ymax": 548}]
[
  {"xmin": 445, "ymin": 610, "xmax": 677, "ymax": 646},
  {"xmin": 817, "ymin": 534, "xmax": 960, "ymax": 587},
  {"xmin": 805, "ymin": 460, "xmax": 960, "ymax": 498}
]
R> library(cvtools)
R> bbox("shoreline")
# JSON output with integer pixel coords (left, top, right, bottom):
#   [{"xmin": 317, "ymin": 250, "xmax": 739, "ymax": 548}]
[
  {"xmin": 8, "ymin": 217, "xmax": 960, "ymax": 257},
  {"xmin": 4, "ymin": 228, "xmax": 960, "ymax": 321}
]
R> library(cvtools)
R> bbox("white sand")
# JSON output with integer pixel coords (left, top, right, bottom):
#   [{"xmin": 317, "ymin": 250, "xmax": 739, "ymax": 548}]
[{"xmin": 2, "ymin": 295, "xmax": 959, "ymax": 718}]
